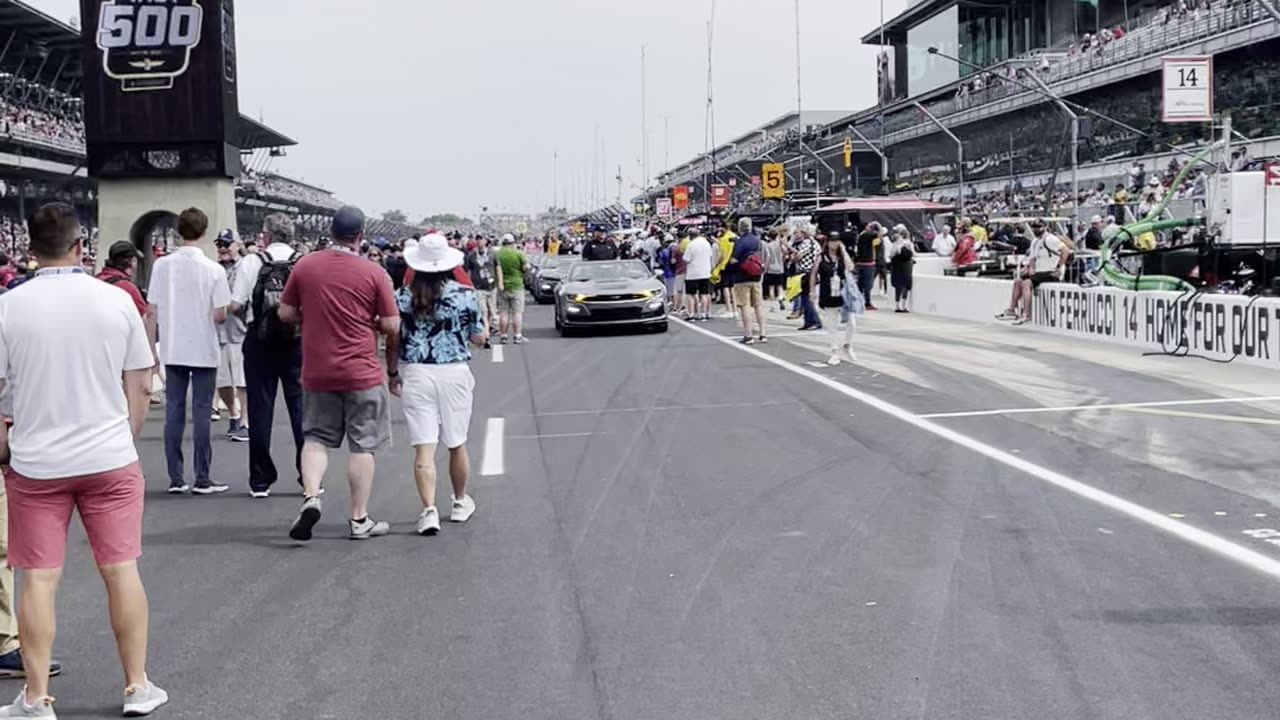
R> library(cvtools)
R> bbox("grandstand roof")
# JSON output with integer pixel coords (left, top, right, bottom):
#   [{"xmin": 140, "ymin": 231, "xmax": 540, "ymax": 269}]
[
  {"xmin": 860, "ymin": 0, "xmax": 955, "ymax": 45},
  {"xmin": 0, "ymin": 0, "xmax": 82, "ymax": 92},
  {"xmin": 239, "ymin": 117, "xmax": 297, "ymax": 150}
]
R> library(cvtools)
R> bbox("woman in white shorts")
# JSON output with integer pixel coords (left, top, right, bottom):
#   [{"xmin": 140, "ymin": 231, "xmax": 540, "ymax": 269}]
[{"xmin": 387, "ymin": 234, "xmax": 488, "ymax": 535}]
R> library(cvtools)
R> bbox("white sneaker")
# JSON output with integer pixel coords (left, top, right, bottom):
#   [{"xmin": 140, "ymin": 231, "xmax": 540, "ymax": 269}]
[
  {"xmin": 123, "ymin": 680, "xmax": 168, "ymax": 717},
  {"xmin": 0, "ymin": 688, "xmax": 54, "ymax": 718},
  {"xmin": 450, "ymin": 495, "xmax": 476, "ymax": 523},
  {"xmin": 417, "ymin": 507, "xmax": 441, "ymax": 536},
  {"xmin": 249, "ymin": 489, "xmax": 270, "ymax": 499},
  {"xmin": 841, "ymin": 347, "xmax": 858, "ymax": 363},
  {"xmin": 826, "ymin": 354, "xmax": 842, "ymax": 366}
]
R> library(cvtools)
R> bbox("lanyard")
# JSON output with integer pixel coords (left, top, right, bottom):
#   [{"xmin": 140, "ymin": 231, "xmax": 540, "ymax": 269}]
[{"xmin": 33, "ymin": 267, "xmax": 85, "ymax": 277}]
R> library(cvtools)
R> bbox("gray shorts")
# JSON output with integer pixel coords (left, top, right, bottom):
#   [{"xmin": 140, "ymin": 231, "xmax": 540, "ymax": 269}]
[{"xmin": 302, "ymin": 386, "xmax": 392, "ymax": 454}]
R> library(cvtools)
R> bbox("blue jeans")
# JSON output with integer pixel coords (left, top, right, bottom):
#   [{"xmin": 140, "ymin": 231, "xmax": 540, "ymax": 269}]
[
  {"xmin": 857, "ymin": 264, "xmax": 877, "ymax": 306},
  {"xmin": 164, "ymin": 365, "xmax": 216, "ymax": 485},
  {"xmin": 799, "ymin": 274, "xmax": 821, "ymax": 328}
]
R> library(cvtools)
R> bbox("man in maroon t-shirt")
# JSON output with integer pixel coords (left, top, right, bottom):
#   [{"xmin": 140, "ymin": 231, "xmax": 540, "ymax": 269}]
[{"xmin": 278, "ymin": 206, "xmax": 400, "ymax": 542}]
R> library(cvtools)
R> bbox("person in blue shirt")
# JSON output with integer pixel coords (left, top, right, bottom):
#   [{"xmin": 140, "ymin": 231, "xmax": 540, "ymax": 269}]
[{"xmin": 385, "ymin": 234, "xmax": 488, "ymax": 536}]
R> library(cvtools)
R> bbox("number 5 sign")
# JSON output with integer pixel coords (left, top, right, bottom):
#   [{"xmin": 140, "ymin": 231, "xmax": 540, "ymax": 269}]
[
  {"xmin": 761, "ymin": 162, "xmax": 786, "ymax": 199},
  {"xmin": 95, "ymin": 0, "xmax": 205, "ymax": 92},
  {"xmin": 1162, "ymin": 56, "xmax": 1213, "ymax": 123}
]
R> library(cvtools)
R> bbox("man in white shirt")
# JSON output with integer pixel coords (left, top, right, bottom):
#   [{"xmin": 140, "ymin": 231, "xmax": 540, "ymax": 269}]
[
  {"xmin": 682, "ymin": 229, "xmax": 714, "ymax": 321},
  {"xmin": 0, "ymin": 202, "xmax": 168, "ymax": 717},
  {"xmin": 147, "ymin": 208, "xmax": 232, "ymax": 495},
  {"xmin": 932, "ymin": 224, "xmax": 957, "ymax": 259},
  {"xmin": 229, "ymin": 214, "xmax": 304, "ymax": 498},
  {"xmin": 1014, "ymin": 218, "xmax": 1066, "ymax": 326}
]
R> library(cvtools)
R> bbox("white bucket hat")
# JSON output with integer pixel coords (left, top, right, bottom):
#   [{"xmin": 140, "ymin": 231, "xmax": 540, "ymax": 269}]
[{"xmin": 404, "ymin": 233, "xmax": 464, "ymax": 273}]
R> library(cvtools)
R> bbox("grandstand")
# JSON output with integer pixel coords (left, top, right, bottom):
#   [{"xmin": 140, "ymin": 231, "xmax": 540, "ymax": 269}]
[
  {"xmin": 0, "ymin": 0, "xmax": 418, "ymax": 258},
  {"xmin": 645, "ymin": 0, "xmax": 1280, "ymax": 222}
]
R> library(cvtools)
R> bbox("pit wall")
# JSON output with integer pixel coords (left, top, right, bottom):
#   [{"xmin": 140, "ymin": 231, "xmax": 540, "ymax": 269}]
[{"xmin": 908, "ymin": 273, "xmax": 1280, "ymax": 370}]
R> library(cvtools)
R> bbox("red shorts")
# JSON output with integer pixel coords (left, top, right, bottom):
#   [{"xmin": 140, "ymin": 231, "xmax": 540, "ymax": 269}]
[{"xmin": 5, "ymin": 462, "xmax": 145, "ymax": 569}]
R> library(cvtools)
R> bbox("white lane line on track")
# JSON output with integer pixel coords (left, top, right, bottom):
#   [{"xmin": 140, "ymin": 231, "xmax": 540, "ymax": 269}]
[
  {"xmin": 674, "ymin": 318, "xmax": 1280, "ymax": 582},
  {"xmin": 492, "ymin": 345, "xmax": 505, "ymax": 363},
  {"xmin": 480, "ymin": 418, "xmax": 505, "ymax": 476},
  {"xmin": 508, "ymin": 432, "xmax": 609, "ymax": 440},
  {"xmin": 918, "ymin": 396, "xmax": 1280, "ymax": 419}
]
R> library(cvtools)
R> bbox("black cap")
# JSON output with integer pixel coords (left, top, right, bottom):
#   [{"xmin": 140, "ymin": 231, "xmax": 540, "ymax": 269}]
[
  {"xmin": 331, "ymin": 206, "xmax": 366, "ymax": 240},
  {"xmin": 107, "ymin": 241, "xmax": 142, "ymax": 263}
]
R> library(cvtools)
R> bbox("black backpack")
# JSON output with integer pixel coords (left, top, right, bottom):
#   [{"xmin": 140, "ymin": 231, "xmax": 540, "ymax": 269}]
[{"xmin": 250, "ymin": 257, "xmax": 298, "ymax": 342}]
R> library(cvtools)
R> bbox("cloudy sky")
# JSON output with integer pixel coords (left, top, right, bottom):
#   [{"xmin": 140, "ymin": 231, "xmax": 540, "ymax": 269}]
[{"xmin": 31, "ymin": 0, "xmax": 909, "ymax": 221}]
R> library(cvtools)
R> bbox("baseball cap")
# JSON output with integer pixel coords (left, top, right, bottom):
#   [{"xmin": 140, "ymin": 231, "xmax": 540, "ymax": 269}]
[
  {"xmin": 215, "ymin": 228, "xmax": 237, "ymax": 245},
  {"xmin": 107, "ymin": 240, "xmax": 142, "ymax": 263},
  {"xmin": 331, "ymin": 206, "xmax": 366, "ymax": 240}
]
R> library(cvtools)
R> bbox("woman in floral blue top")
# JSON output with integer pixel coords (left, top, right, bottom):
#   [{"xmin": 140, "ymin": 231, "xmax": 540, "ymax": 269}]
[{"xmin": 386, "ymin": 234, "xmax": 488, "ymax": 536}]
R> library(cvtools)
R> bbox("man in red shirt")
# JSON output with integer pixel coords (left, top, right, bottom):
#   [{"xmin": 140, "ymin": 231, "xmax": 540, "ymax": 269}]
[
  {"xmin": 96, "ymin": 241, "xmax": 148, "ymax": 317},
  {"xmin": 279, "ymin": 206, "xmax": 400, "ymax": 541}
]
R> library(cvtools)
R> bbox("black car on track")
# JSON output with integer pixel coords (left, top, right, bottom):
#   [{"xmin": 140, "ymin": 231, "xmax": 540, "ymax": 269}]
[
  {"xmin": 554, "ymin": 260, "xmax": 668, "ymax": 336},
  {"xmin": 532, "ymin": 256, "xmax": 578, "ymax": 304}
]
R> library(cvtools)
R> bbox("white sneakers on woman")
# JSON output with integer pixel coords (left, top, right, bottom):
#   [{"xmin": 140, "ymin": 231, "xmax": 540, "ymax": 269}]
[{"xmin": 417, "ymin": 496, "xmax": 476, "ymax": 536}]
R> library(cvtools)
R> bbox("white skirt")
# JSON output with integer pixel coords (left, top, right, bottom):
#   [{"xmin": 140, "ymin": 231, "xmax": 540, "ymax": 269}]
[{"xmin": 400, "ymin": 363, "xmax": 475, "ymax": 449}]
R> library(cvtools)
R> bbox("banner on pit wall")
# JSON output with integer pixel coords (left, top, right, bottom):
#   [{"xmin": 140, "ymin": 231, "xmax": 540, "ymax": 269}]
[
  {"xmin": 1033, "ymin": 284, "xmax": 1280, "ymax": 368},
  {"xmin": 673, "ymin": 185, "xmax": 690, "ymax": 209}
]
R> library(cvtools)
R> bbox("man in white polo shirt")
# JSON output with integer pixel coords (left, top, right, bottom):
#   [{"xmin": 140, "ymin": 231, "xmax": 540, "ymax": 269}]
[
  {"xmin": 0, "ymin": 202, "xmax": 168, "ymax": 717},
  {"xmin": 147, "ymin": 208, "xmax": 232, "ymax": 495}
]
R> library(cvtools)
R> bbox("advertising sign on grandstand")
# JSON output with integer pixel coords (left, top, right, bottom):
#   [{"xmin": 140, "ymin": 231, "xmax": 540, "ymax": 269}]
[
  {"xmin": 1161, "ymin": 56, "xmax": 1214, "ymax": 123},
  {"xmin": 655, "ymin": 197, "xmax": 672, "ymax": 218},
  {"xmin": 672, "ymin": 186, "xmax": 690, "ymax": 210},
  {"xmin": 710, "ymin": 185, "xmax": 729, "ymax": 208},
  {"xmin": 761, "ymin": 163, "xmax": 785, "ymax": 199}
]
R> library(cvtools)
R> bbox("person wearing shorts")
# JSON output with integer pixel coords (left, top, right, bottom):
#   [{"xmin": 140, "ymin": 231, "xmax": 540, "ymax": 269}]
[
  {"xmin": 387, "ymin": 234, "xmax": 486, "ymax": 536},
  {"xmin": 279, "ymin": 205, "xmax": 401, "ymax": 542},
  {"xmin": 0, "ymin": 203, "xmax": 167, "ymax": 716},
  {"xmin": 494, "ymin": 234, "xmax": 529, "ymax": 344},
  {"xmin": 728, "ymin": 218, "xmax": 767, "ymax": 343}
]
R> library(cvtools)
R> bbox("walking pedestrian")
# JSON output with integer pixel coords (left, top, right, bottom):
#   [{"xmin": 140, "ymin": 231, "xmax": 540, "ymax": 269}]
[
  {"xmin": 463, "ymin": 235, "xmax": 499, "ymax": 350},
  {"xmin": 386, "ymin": 235, "xmax": 486, "ymax": 535},
  {"xmin": 794, "ymin": 227, "xmax": 822, "ymax": 330},
  {"xmin": 762, "ymin": 229, "xmax": 786, "ymax": 306},
  {"xmin": 280, "ymin": 206, "xmax": 399, "ymax": 541},
  {"xmin": 230, "ymin": 214, "xmax": 304, "ymax": 498},
  {"xmin": 853, "ymin": 222, "xmax": 880, "ymax": 311},
  {"xmin": 728, "ymin": 217, "xmax": 767, "ymax": 344},
  {"xmin": 817, "ymin": 232, "xmax": 859, "ymax": 365},
  {"xmin": 890, "ymin": 225, "xmax": 915, "ymax": 312},
  {"xmin": 494, "ymin": 234, "xmax": 529, "ymax": 344},
  {"xmin": 147, "ymin": 207, "xmax": 232, "ymax": 495},
  {"xmin": 0, "ymin": 202, "xmax": 166, "ymax": 717},
  {"xmin": 682, "ymin": 228, "xmax": 713, "ymax": 321},
  {"xmin": 214, "ymin": 230, "xmax": 249, "ymax": 442}
]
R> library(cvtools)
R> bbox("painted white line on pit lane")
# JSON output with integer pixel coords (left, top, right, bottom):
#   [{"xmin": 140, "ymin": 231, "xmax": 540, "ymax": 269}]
[
  {"xmin": 1117, "ymin": 407, "xmax": 1280, "ymax": 426},
  {"xmin": 919, "ymin": 395, "xmax": 1280, "ymax": 419},
  {"xmin": 674, "ymin": 317, "xmax": 1280, "ymax": 583},
  {"xmin": 527, "ymin": 400, "xmax": 796, "ymax": 418},
  {"xmin": 492, "ymin": 345, "xmax": 505, "ymax": 363},
  {"xmin": 509, "ymin": 432, "xmax": 609, "ymax": 440},
  {"xmin": 480, "ymin": 418, "xmax": 505, "ymax": 476}
]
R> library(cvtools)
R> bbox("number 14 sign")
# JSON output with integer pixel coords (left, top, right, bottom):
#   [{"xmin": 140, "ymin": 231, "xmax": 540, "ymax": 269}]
[{"xmin": 1162, "ymin": 56, "xmax": 1214, "ymax": 123}]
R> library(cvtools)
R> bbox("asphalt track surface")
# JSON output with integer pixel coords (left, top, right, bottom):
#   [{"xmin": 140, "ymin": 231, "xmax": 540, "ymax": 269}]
[{"xmin": 36, "ymin": 297, "xmax": 1280, "ymax": 719}]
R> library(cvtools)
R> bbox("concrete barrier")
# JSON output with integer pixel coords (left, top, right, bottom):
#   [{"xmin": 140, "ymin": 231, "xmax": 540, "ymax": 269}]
[{"xmin": 906, "ymin": 275, "xmax": 1280, "ymax": 370}]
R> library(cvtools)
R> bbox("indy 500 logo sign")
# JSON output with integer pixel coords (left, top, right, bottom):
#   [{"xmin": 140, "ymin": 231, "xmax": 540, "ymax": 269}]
[{"xmin": 95, "ymin": 0, "xmax": 203, "ymax": 92}]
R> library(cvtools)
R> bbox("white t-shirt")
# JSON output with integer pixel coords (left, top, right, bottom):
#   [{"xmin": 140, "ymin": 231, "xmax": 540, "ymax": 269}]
[
  {"xmin": 148, "ymin": 246, "xmax": 231, "ymax": 368},
  {"xmin": 684, "ymin": 236, "xmax": 713, "ymax": 280},
  {"xmin": 932, "ymin": 233, "xmax": 957, "ymax": 257},
  {"xmin": 1029, "ymin": 232, "xmax": 1065, "ymax": 274},
  {"xmin": 0, "ymin": 270, "xmax": 154, "ymax": 478}
]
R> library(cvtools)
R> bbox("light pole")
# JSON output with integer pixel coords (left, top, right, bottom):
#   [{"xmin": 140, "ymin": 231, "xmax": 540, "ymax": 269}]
[
  {"xmin": 913, "ymin": 101, "xmax": 965, "ymax": 218},
  {"xmin": 1024, "ymin": 70, "xmax": 1079, "ymax": 227}
]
